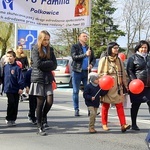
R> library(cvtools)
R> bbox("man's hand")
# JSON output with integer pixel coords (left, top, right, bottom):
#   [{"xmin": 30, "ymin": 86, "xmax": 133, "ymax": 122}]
[
  {"xmin": 86, "ymin": 49, "xmax": 91, "ymax": 56},
  {"xmin": 88, "ymin": 64, "xmax": 93, "ymax": 70}
]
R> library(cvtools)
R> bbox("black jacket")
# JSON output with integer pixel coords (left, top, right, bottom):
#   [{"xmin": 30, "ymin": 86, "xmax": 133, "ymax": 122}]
[
  {"xmin": 31, "ymin": 45, "xmax": 57, "ymax": 84},
  {"xmin": 71, "ymin": 42, "xmax": 96, "ymax": 72},
  {"xmin": 126, "ymin": 54, "xmax": 150, "ymax": 87}
]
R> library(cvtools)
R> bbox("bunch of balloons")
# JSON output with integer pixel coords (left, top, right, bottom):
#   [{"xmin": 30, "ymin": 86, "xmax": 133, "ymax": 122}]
[
  {"xmin": 129, "ymin": 79, "xmax": 144, "ymax": 94},
  {"xmin": 99, "ymin": 75, "xmax": 114, "ymax": 90}
]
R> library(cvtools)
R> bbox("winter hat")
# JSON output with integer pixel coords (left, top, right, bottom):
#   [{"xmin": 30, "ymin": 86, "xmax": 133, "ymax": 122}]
[
  {"xmin": 107, "ymin": 42, "xmax": 119, "ymax": 56},
  {"xmin": 88, "ymin": 72, "xmax": 100, "ymax": 83}
]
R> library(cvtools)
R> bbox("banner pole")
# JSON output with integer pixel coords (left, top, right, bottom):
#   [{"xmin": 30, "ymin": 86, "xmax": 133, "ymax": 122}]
[
  {"xmin": 87, "ymin": 27, "xmax": 91, "ymax": 84},
  {"xmin": 14, "ymin": 23, "xmax": 18, "ymax": 50}
]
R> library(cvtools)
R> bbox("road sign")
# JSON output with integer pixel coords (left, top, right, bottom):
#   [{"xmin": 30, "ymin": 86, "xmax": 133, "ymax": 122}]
[{"xmin": 18, "ymin": 29, "xmax": 37, "ymax": 50}]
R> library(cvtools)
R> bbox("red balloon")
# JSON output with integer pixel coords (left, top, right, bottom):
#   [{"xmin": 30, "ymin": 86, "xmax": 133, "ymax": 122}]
[
  {"xmin": 129, "ymin": 79, "xmax": 144, "ymax": 94},
  {"xmin": 99, "ymin": 75, "xmax": 114, "ymax": 90},
  {"xmin": 16, "ymin": 61, "xmax": 22, "ymax": 69},
  {"xmin": 118, "ymin": 53, "xmax": 126, "ymax": 62}
]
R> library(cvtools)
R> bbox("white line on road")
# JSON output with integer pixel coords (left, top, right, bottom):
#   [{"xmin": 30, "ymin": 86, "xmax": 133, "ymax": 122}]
[{"xmin": 53, "ymin": 104, "xmax": 150, "ymax": 125}]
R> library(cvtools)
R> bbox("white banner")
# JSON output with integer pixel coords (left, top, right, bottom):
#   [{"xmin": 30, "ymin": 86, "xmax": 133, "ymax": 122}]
[{"xmin": 0, "ymin": 0, "xmax": 91, "ymax": 28}]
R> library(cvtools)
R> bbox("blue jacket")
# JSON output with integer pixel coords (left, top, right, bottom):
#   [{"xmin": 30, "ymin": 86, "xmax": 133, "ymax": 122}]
[
  {"xmin": 3, "ymin": 62, "xmax": 24, "ymax": 93},
  {"xmin": 83, "ymin": 83, "xmax": 108, "ymax": 108}
]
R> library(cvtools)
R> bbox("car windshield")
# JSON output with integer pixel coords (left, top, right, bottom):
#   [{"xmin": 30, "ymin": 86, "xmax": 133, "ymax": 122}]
[{"xmin": 57, "ymin": 59, "xmax": 69, "ymax": 67}]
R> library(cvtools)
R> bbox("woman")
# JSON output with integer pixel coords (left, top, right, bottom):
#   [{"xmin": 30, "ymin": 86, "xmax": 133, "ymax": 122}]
[
  {"xmin": 29, "ymin": 30, "xmax": 57, "ymax": 136},
  {"xmin": 98, "ymin": 42, "xmax": 130, "ymax": 132},
  {"xmin": 15, "ymin": 45, "xmax": 29, "ymax": 73},
  {"xmin": 75, "ymin": 0, "xmax": 86, "ymax": 17},
  {"xmin": 126, "ymin": 40, "xmax": 150, "ymax": 131}
]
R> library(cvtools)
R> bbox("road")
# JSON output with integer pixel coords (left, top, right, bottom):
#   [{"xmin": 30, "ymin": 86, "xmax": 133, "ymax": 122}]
[{"xmin": 0, "ymin": 86, "xmax": 149, "ymax": 150}]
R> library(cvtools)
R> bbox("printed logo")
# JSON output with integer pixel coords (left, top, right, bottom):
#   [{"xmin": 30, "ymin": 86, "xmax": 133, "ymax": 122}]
[
  {"xmin": 2, "ymin": 0, "xmax": 13, "ymax": 10},
  {"xmin": 11, "ymin": 70, "xmax": 15, "ymax": 75}
]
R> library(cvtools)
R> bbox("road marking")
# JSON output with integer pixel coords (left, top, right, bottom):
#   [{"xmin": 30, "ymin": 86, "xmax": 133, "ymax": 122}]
[{"xmin": 53, "ymin": 104, "xmax": 150, "ymax": 125}]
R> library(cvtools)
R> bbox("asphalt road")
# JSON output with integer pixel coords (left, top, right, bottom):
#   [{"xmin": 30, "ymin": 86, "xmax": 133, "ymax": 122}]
[{"xmin": 0, "ymin": 87, "xmax": 150, "ymax": 150}]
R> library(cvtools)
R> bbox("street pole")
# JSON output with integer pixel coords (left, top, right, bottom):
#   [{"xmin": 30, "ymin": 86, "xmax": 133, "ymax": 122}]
[{"xmin": 14, "ymin": 23, "xmax": 18, "ymax": 50}]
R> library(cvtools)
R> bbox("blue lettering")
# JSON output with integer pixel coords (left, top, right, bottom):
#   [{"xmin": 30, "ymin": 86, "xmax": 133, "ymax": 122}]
[
  {"xmin": 30, "ymin": 8, "xmax": 59, "ymax": 15},
  {"xmin": 41, "ymin": 0, "xmax": 69, "ymax": 5}
]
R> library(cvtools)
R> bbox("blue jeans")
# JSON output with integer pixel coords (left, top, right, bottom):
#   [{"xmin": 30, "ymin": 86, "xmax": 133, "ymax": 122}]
[{"xmin": 72, "ymin": 70, "xmax": 88, "ymax": 110}]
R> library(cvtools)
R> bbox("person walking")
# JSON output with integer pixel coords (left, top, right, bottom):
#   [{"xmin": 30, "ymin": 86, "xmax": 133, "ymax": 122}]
[
  {"xmin": 3, "ymin": 51, "xmax": 24, "ymax": 126},
  {"xmin": 1, "ymin": 48, "xmax": 14, "ymax": 66},
  {"xmin": 98, "ymin": 42, "xmax": 130, "ymax": 132},
  {"xmin": 15, "ymin": 44, "xmax": 29, "ymax": 75},
  {"xmin": 126, "ymin": 40, "xmax": 150, "ymax": 131},
  {"xmin": 29, "ymin": 30, "xmax": 57, "ymax": 136},
  {"xmin": 24, "ymin": 66, "xmax": 37, "ymax": 125},
  {"xmin": 15, "ymin": 44, "xmax": 29, "ymax": 101},
  {"xmin": 71, "ymin": 32, "xmax": 96, "ymax": 116},
  {"xmin": 83, "ymin": 72, "xmax": 108, "ymax": 133}
]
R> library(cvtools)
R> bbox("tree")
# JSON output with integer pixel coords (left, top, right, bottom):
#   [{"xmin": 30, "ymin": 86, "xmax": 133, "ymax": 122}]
[
  {"xmin": 121, "ymin": 0, "xmax": 150, "ymax": 56},
  {"xmin": 90, "ymin": 0, "xmax": 125, "ymax": 57},
  {"xmin": 50, "ymin": 28, "xmax": 86, "ymax": 57},
  {"xmin": 0, "ymin": 22, "xmax": 14, "ymax": 57}
]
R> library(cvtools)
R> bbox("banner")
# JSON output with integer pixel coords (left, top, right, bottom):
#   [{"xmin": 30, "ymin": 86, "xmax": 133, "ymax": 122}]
[{"xmin": 0, "ymin": 0, "xmax": 91, "ymax": 28}]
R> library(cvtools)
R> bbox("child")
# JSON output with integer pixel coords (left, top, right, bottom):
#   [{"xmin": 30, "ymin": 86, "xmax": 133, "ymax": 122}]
[
  {"xmin": 24, "ymin": 66, "xmax": 37, "ymax": 125},
  {"xmin": 83, "ymin": 72, "xmax": 108, "ymax": 133},
  {"xmin": 3, "ymin": 51, "xmax": 24, "ymax": 126}
]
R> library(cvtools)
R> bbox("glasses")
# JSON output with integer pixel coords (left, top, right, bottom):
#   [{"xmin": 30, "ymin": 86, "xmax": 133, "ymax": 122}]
[
  {"xmin": 113, "ymin": 47, "xmax": 119, "ymax": 50},
  {"xmin": 140, "ymin": 47, "xmax": 147, "ymax": 49}
]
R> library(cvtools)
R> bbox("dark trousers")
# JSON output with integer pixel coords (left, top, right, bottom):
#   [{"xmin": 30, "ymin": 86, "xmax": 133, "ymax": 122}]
[
  {"xmin": 28, "ymin": 95, "xmax": 37, "ymax": 119},
  {"xmin": 131, "ymin": 101, "xmax": 150, "ymax": 126},
  {"xmin": 6, "ymin": 93, "xmax": 19, "ymax": 121}
]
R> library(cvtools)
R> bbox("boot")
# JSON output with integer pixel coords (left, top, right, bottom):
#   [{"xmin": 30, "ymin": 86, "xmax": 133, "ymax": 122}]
[
  {"xmin": 75, "ymin": 109, "xmax": 80, "ymax": 116},
  {"xmin": 89, "ymin": 128, "xmax": 97, "ymax": 133}
]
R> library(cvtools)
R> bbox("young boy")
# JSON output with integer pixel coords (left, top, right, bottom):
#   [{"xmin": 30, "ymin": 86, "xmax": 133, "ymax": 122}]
[
  {"xmin": 83, "ymin": 72, "xmax": 108, "ymax": 133},
  {"xmin": 3, "ymin": 51, "xmax": 24, "ymax": 126}
]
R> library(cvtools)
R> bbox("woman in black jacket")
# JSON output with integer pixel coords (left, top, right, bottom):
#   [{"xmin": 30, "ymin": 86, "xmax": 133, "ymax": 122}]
[
  {"xmin": 29, "ymin": 30, "xmax": 57, "ymax": 136},
  {"xmin": 126, "ymin": 40, "xmax": 150, "ymax": 131}
]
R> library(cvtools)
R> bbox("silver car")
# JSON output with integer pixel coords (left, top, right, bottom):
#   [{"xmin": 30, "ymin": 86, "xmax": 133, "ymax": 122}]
[{"xmin": 54, "ymin": 57, "xmax": 73, "ymax": 87}]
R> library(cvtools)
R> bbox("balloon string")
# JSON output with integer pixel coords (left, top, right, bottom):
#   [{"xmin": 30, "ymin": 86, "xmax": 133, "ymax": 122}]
[{"xmin": 94, "ymin": 89, "xmax": 101, "ymax": 98}]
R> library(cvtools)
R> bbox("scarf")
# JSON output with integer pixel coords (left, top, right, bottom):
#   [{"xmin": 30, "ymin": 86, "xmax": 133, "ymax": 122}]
[
  {"xmin": 101, "ymin": 56, "xmax": 123, "ymax": 85},
  {"xmin": 136, "ymin": 51, "xmax": 147, "ymax": 61}
]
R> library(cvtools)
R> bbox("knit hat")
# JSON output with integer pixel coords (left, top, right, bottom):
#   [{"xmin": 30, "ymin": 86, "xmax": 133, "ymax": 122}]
[{"xmin": 88, "ymin": 72, "xmax": 100, "ymax": 83}]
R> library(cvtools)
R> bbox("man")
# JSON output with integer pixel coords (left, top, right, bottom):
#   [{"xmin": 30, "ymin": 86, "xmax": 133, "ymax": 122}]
[{"xmin": 71, "ymin": 32, "xmax": 96, "ymax": 116}]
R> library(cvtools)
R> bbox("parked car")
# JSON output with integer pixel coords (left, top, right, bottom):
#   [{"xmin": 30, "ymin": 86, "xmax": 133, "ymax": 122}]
[
  {"xmin": 91, "ymin": 58, "xmax": 100, "ymax": 73},
  {"xmin": 54, "ymin": 57, "xmax": 73, "ymax": 87}
]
